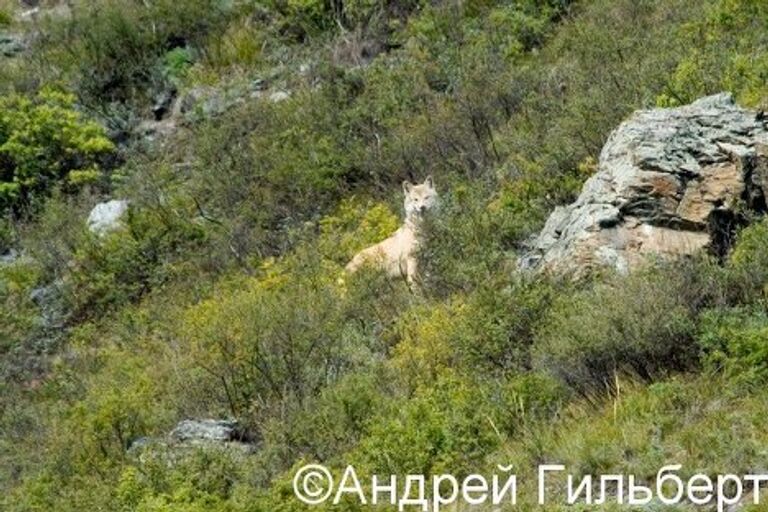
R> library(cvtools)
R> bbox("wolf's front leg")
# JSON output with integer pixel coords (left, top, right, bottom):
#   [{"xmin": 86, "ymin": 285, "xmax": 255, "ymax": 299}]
[{"xmin": 405, "ymin": 257, "xmax": 418, "ymax": 288}]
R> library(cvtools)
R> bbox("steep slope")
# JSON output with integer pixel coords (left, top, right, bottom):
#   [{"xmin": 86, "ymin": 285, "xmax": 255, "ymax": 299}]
[{"xmin": 1, "ymin": 1, "xmax": 768, "ymax": 511}]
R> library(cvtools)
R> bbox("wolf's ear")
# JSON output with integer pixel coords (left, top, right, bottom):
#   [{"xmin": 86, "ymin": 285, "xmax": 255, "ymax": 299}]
[
  {"xmin": 424, "ymin": 175, "xmax": 434, "ymax": 189},
  {"xmin": 402, "ymin": 180, "xmax": 413, "ymax": 194}
]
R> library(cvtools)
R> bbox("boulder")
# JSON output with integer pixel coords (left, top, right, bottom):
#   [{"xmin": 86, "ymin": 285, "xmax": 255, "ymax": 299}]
[
  {"xmin": 169, "ymin": 419, "xmax": 242, "ymax": 443},
  {"xmin": 87, "ymin": 199, "xmax": 129, "ymax": 235},
  {"xmin": 269, "ymin": 90, "xmax": 290, "ymax": 103},
  {"xmin": 127, "ymin": 420, "xmax": 257, "ymax": 465},
  {"xmin": 521, "ymin": 93, "xmax": 768, "ymax": 276},
  {"xmin": 0, "ymin": 31, "xmax": 25, "ymax": 57},
  {"xmin": 127, "ymin": 420, "xmax": 253, "ymax": 453}
]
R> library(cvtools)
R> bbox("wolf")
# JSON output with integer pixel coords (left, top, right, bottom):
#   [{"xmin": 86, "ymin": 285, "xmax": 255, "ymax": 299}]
[{"xmin": 345, "ymin": 176, "xmax": 438, "ymax": 285}]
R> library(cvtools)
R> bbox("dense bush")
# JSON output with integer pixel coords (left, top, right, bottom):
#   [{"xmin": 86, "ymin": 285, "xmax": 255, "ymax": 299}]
[
  {"xmin": 724, "ymin": 218, "xmax": 768, "ymax": 303},
  {"xmin": 658, "ymin": 0, "xmax": 768, "ymax": 108},
  {"xmin": 533, "ymin": 261, "xmax": 722, "ymax": 393},
  {"xmin": 354, "ymin": 374, "xmax": 500, "ymax": 477},
  {"xmin": 40, "ymin": 0, "xmax": 230, "ymax": 108},
  {"xmin": 178, "ymin": 239, "xmax": 410, "ymax": 427},
  {"xmin": 699, "ymin": 308, "xmax": 768, "ymax": 390},
  {"xmin": 0, "ymin": 89, "xmax": 114, "ymax": 213},
  {"xmin": 115, "ymin": 447, "xmax": 259, "ymax": 512},
  {"xmin": 417, "ymin": 180, "xmax": 571, "ymax": 296},
  {"xmin": 257, "ymin": 370, "xmax": 390, "ymax": 477},
  {"xmin": 392, "ymin": 276, "xmax": 557, "ymax": 387},
  {"xmin": 18, "ymin": 191, "xmax": 206, "ymax": 322}
]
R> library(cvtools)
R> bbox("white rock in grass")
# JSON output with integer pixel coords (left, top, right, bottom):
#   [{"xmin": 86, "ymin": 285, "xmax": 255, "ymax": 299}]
[
  {"xmin": 87, "ymin": 199, "xmax": 129, "ymax": 235},
  {"xmin": 269, "ymin": 90, "xmax": 290, "ymax": 103}
]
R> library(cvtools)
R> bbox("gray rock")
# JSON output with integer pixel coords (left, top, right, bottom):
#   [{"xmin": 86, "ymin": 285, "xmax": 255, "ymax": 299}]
[
  {"xmin": 0, "ymin": 249, "xmax": 19, "ymax": 265},
  {"xmin": 522, "ymin": 93, "xmax": 768, "ymax": 276},
  {"xmin": 0, "ymin": 31, "xmax": 25, "ymax": 57},
  {"xmin": 29, "ymin": 285, "xmax": 51, "ymax": 306},
  {"xmin": 29, "ymin": 280, "xmax": 65, "ymax": 330},
  {"xmin": 127, "ymin": 436, "xmax": 152, "ymax": 453},
  {"xmin": 16, "ymin": 8, "xmax": 40, "ymax": 21},
  {"xmin": 135, "ymin": 118, "xmax": 178, "ymax": 145},
  {"xmin": 16, "ymin": 4, "xmax": 72, "ymax": 23},
  {"xmin": 250, "ymin": 78, "xmax": 267, "ymax": 91},
  {"xmin": 175, "ymin": 86, "xmax": 250, "ymax": 120},
  {"xmin": 127, "ymin": 422, "xmax": 257, "ymax": 467},
  {"xmin": 269, "ymin": 90, "xmax": 290, "ymax": 103},
  {"xmin": 165, "ymin": 419, "xmax": 257, "ymax": 455},
  {"xmin": 169, "ymin": 419, "xmax": 241, "ymax": 443},
  {"xmin": 87, "ymin": 199, "xmax": 129, "ymax": 235}
]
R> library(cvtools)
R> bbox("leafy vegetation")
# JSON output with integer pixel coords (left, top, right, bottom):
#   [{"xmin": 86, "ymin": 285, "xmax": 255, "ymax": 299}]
[
  {"xmin": 2, "ymin": 0, "xmax": 768, "ymax": 510},
  {"xmin": 0, "ymin": 89, "xmax": 114, "ymax": 213}
]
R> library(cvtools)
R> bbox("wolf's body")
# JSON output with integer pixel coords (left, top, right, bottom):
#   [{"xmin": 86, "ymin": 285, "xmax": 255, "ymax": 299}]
[{"xmin": 345, "ymin": 177, "xmax": 438, "ymax": 284}]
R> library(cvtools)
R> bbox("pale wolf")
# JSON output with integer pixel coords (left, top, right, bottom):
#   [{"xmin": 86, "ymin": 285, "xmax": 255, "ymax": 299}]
[{"xmin": 345, "ymin": 176, "xmax": 438, "ymax": 285}]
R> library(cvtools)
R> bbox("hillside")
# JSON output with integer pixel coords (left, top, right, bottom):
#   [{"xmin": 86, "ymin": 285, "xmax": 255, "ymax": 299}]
[{"xmin": 2, "ymin": 0, "xmax": 768, "ymax": 510}]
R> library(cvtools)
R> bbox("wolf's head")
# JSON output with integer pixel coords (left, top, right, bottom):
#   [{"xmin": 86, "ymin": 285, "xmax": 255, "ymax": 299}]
[{"xmin": 403, "ymin": 176, "xmax": 438, "ymax": 220}]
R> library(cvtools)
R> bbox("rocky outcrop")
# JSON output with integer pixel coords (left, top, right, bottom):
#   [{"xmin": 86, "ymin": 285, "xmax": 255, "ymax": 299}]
[{"xmin": 521, "ymin": 93, "xmax": 768, "ymax": 275}]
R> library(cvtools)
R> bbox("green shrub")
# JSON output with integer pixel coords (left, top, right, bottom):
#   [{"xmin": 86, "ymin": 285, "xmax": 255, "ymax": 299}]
[
  {"xmin": 21, "ymin": 192, "xmax": 206, "ymax": 323},
  {"xmin": 0, "ymin": 348, "xmax": 174, "ymax": 512},
  {"xmin": 65, "ymin": 206, "xmax": 206, "ymax": 320},
  {"xmin": 115, "ymin": 447, "xmax": 256, "ymax": 512},
  {"xmin": 262, "ymin": 0, "xmax": 419, "ymax": 41},
  {"xmin": 533, "ymin": 263, "xmax": 710, "ymax": 393},
  {"xmin": 0, "ymin": 215, "xmax": 12, "ymax": 253},
  {"xmin": 699, "ymin": 308, "xmax": 768, "ymax": 390},
  {"xmin": 659, "ymin": 0, "xmax": 768, "ymax": 107},
  {"xmin": 0, "ymin": 257, "xmax": 40, "ymax": 353},
  {"xmin": 199, "ymin": 18, "xmax": 266, "ymax": 73},
  {"xmin": 42, "ymin": 0, "xmax": 229, "ymax": 106},
  {"xmin": 392, "ymin": 276, "xmax": 557, "ymax": 387},
  {"xmin": 418, "ymin": 181, "xmax": 561, "ymax": 296},
  {"xmin": 451, "ymin": 278, "xmax": 556, "ymax": 375},
  {"xmin": 725, "ymin": 218, "xmax": 768, "ymax": 303},
  {"xmin": 180, "ymin": 255, "xmax": 380, "ymax": 423},
  {"xmin": 0, "ymin": 89, "xmax": 114, "ymax": 213},
  {"xmin": 18, "ymin": 191, "xmax": 90, "ymax": 281},
  {"xmin": 142, "ymin": 88, "xmax": 370, "ymax": 267},
  {"xmin": 258, "ymin": 370, "xmax": 389, "ymax": 474},
  {"xmin": 163, "ymin": 47, "xmax": 195, "ymax": 86},
  {"xmin": 354, "ymin": 374, "xmax": 500, "ymax": 477}
]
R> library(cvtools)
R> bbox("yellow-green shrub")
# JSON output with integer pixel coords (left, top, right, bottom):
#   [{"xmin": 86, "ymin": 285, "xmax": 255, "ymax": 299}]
[
  {"xmin": 317, "ymin": 198, "xmax": 400, "ymax": 264},
  {"xmin": 0, "ymin": 88, "xmax": 114, "ymax": 212}
]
